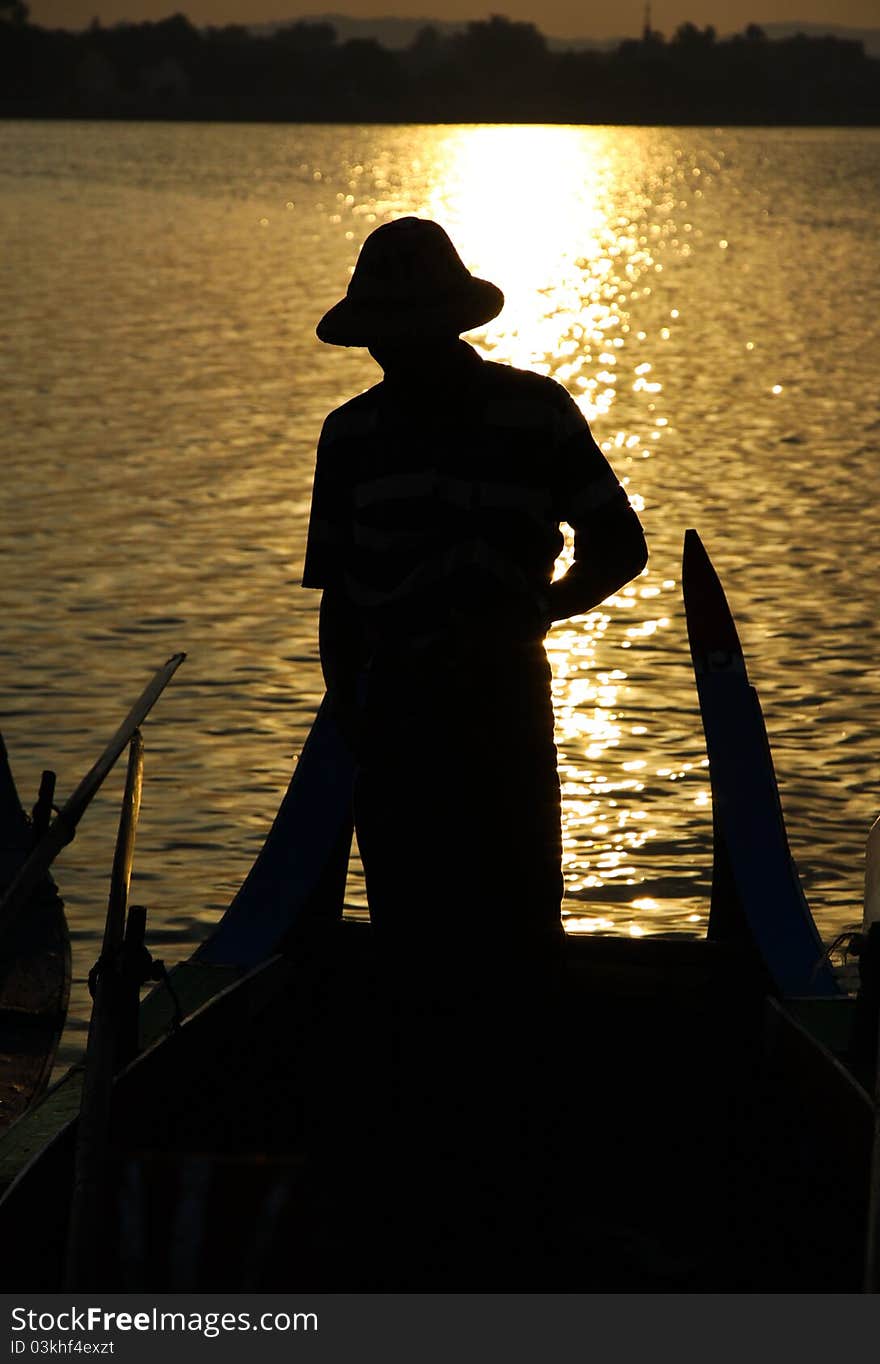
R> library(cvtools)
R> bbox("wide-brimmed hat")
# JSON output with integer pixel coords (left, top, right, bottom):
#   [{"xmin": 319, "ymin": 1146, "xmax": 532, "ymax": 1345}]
[{"xmin": 316, "ymin": 217, "xmax": 504, "ymax": 347}]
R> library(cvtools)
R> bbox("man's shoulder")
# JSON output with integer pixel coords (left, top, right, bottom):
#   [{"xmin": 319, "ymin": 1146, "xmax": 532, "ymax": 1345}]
[
  {"xmin": 321, "ymin": 383, "xmax": 384, "ymax": 446},
  {"xmin": 479, "ymin": 361, "xmax": 580, "ymax": 429},
  {"xmin": 481, "ymin": 360, "xmax": 564, "ymax": 396}
]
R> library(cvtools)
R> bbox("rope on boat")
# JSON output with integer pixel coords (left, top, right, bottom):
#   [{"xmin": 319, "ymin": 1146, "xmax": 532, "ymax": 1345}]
[
  {"xmin": 87, "ymin": 938, "xmax": 184, "ymax": 1035},
  {"xmin": 812, "ymin": 927, "xmax": 863, "ymax": 981}
]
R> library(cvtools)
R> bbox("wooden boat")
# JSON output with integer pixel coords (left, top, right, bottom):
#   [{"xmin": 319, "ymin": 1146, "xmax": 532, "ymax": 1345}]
[
  {"xmin": 0, "ymin": 534, "xmax": 875, "ymax": 1291},
  {"xmin": 0, "ymin": 655, "xmax": 188, "ymax": 1152},
  {"xmin": 0, "ymin": 740, "xmax": 69, "ymax": 1133}
]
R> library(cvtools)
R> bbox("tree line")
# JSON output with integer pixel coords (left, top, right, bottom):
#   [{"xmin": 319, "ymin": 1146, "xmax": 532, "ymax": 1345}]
[{"xmin": 1, "ymin": 6, "xmax": 878, "ymax": 125}]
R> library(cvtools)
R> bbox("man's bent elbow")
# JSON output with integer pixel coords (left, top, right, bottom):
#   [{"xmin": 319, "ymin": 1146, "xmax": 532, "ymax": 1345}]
[
  {"xmin": 630, "ymin": 529, "xmax": 649, "ymax": 579},
  {"xmin": 613, "ymin": 517, "xmax": 648, "ymax": 590}
]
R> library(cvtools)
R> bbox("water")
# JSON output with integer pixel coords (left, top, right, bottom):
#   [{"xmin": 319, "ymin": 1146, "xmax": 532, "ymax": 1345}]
[{"xmin": 1, "ymin": 121, "xmax": 879, "ymax": 1069}]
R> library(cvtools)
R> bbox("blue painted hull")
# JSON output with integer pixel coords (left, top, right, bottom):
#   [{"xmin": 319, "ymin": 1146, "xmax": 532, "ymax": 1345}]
[{"xmin": 682, "ymin": 528, "xmax": 839, "ymax": 998}]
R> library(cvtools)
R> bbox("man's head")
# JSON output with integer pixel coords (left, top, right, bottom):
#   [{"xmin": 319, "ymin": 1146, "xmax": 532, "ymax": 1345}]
[{"xmin": 316, "ymin": 217, "xmax": 504, "ymax": 348}]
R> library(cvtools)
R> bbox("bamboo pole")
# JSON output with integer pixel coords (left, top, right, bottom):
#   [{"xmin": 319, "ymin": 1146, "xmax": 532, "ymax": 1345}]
[
  {"xmin": 63, "ymin": 730, "xmax": 144, "ymax": 1291},
  {"xmin": 0, "ymin": 652, "xmax": 184, "ymax": 965}
]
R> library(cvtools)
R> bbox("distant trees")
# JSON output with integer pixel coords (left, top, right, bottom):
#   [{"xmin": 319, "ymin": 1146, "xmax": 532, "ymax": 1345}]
[
  {"xmin": 673, "ymin": 22, "xmax": 717, "ymax": 47},
  {"xmin": 0, "ymin": 0, "xmax": 29, "ymax": 23},
  {"xmin": 451, "ymin": 14, "xmax": 548, "ymax": 73},
  {"xmin": 0, "ymin": 12, "xmax": 877, "ymax": 125},
  {"xmin": 411, "ymin": 15, "xmax": 552, "ymax": 116}
]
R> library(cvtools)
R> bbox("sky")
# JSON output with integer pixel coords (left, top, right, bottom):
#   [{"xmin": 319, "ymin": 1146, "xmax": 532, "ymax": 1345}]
[{"xmin": 26, "ymin": 0, "xmax": 880, "ymax": 41}]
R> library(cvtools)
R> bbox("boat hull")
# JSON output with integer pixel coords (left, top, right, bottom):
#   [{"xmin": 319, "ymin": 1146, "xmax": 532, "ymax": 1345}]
[{"xmin": 0, "ymin": 924, "xmax": 870, "ymax": 1291}]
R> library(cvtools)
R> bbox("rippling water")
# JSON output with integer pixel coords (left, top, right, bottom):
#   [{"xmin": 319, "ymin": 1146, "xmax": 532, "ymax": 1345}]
[{"xmin": 1, "ymin": 121, "xmax": 879, "ymax": 1068}]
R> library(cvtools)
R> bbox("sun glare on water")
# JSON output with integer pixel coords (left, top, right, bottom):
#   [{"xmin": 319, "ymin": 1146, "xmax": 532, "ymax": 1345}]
[
  {"xmin": 424, "ymin": 126, "xmax": 615, "ymax": 381},
  {"xmin": 407, "ymin": 125, "xmax": 691, "ymax": 934}
]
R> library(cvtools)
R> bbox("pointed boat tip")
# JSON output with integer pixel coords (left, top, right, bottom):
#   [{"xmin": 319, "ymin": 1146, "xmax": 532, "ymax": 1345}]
[
  {"xmin": 682, "ymin": 528, "xmax": 713, "ymax": 583},
  {"xmin": 680, "ymin": 524, "xmax": 747, "ymax": 668},
  {"xmin": 682, "ymin": 527, "xmax": 707, "ymax": 560}
]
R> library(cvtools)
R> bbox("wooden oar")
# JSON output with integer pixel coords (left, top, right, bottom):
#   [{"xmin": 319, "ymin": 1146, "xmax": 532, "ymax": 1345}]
[
  {"xmin": 0, "ymin": 652, "xmax": 184, "ymax": 963},
  {"xmin": 63, "ymin": 730, "xmax": 144, "ymax": 1290}
]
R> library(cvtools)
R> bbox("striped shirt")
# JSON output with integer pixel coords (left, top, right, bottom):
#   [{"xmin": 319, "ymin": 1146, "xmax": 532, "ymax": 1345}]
[{"xmin": 302, "ymin": 342, "xmax": 630, "ymax": 641}]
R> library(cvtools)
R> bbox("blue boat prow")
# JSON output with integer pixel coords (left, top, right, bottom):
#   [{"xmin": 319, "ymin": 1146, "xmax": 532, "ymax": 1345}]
[
  {"xmin": 682, "ymin": 529, "xmax": 839, "ymax": 998},
  {"xmin": 196, "ymin": 698, "xmax": 356, "ymax": 967}
]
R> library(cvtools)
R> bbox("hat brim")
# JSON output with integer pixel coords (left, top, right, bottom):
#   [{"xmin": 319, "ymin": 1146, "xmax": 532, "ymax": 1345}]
[{"xmin": 316, "ymin": 278, "xmax": 504, "ymax": 347}]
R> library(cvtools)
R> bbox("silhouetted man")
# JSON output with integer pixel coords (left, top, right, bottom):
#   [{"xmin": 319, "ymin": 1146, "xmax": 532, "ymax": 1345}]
[
  {"xmin": 305, "ymin": 216, "xmax": 646, "ymax": 957},
  {"xmin": 303, "ymin": 216, "xmax": 647, "ymax": 1277}
]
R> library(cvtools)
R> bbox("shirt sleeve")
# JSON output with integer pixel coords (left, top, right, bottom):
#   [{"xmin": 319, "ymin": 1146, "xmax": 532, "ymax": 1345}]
[
  {"xmin": 543, "ymin": 386, "xmax": 647, "ymax": 622},
  {"xmin": 550, "ymin": 388, "xmax": 631, "ymax": 528},
  {"xmin": 301, "ymin": 421, "xmax": 348, "ymax": 590}
]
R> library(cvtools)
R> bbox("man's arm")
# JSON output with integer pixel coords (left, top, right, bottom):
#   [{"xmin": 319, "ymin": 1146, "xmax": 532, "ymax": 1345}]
[
  {"xmin": 302, "ymin": 420, "xmax": 368, "ymax": 746},
  {"xmin": 319, "ymin": 587, "xmax": 369, "ymax": 748},
  {"xmin": 546, "ymin": 500, "xmax": 648, "ymax": 624},
  {"xmin": 546, "ymin": 386, "xmax": 649, "ymax": 624}
]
